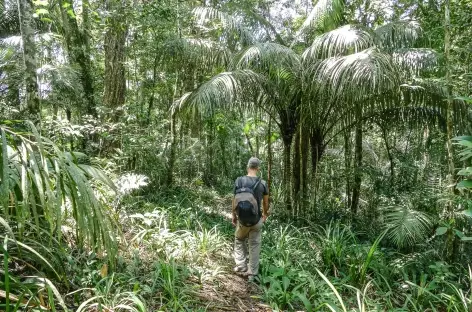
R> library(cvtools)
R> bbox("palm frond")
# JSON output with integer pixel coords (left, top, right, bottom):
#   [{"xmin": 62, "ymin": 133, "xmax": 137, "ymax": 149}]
[
  {"xmin": 193, "ymin": 7, "xmax": 233, "ymax": 27},
  {"xmin": 383, "ymin": 204, "xmax": 433, "ymax": 248},
  {"xmin": 0, "ymin": 45, "xmax": 15, "ymax": 67},
  {"xmin": 393, "ymin": 48, "xmax": 438, "ymax": 76},
  {"xmin": 37, "ymin": 64, "xmax": 82, "ymax": 96},
  {"xmin": 0, "ymin": 122, "xmax": 118, "ymax": 259},
  {"xmin": 293, "ymin": 0, "xmax": 344, "ymax": 41},
  {"xmin": 302, "ymin": 25, "xmax": 375, "ymax": 61},
  {"xmin": 374, "ymin": 21, "xmax": 423, "ymax": 50},
  {"xmin": 0, "ymin": 35, "xmax": 22, "ymax": 47},
  {"xmin": 233, "ymin": 42, "xmax": 300, "ymax": 70},
  {"xmin": 161, "ymin": 38, "xmax": 230, "ymax": 70},
  {"xmin": 172, "ymin": 69, "xmax": 267, "ymax": 116},
  {"xmin": 313, "ymin": 48, "xmax": 399, "ymax": 102},
  {"xmin": 372, "ymin": 106, "xmax": 446, "ymax": 130},
  {"xmin": 400, "ymin": 78, "xmax": 469, "ymax": 129},
  {"xmin": 192, "ymin": 6, "xmax": 253, "ymax": 46}
]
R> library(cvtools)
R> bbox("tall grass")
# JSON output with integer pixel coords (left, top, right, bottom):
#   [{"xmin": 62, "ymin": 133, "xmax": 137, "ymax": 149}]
[
  {"xmin": 3, "ymin": 175, "xmax": 472, "ymax": 311},
  {"xmin": 0, "ymin": 122, "xmax": 117, "ymax": 258}
]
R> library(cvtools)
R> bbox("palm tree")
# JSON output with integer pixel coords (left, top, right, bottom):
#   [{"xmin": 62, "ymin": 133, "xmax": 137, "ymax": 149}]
[
  {"xmin": 174, "ymin": 43, "xmax": 301, "ymax": 209},
  {"xmin": 173, "ymin": 1, "xmax": 465, "ymax": 214}
]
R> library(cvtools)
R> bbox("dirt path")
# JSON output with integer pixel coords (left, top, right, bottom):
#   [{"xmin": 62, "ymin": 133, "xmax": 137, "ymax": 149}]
[
  {"xmin": 197, "ymin": 269, "xmax": 270, "ymax": 311},
  {"xmin": 196, "ymin": 197, "xmax": 271, "ymax": 311}
]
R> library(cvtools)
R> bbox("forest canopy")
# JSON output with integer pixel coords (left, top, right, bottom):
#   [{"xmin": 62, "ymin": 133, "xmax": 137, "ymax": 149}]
[{"xmin": 1, "ymin": 0, "xmax": 472, "ymax": 311}]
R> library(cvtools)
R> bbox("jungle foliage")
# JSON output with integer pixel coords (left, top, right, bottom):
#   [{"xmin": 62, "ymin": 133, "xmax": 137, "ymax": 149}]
[{"xmin": 1, "ymin": 0, "xmax": 472, "ymax": 311}]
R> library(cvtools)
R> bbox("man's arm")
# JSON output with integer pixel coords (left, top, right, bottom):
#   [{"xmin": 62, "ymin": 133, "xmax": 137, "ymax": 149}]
[
  {"xmin": 232, "ymin": 178, "xmax": 238, "ymax": 226},
  {"xmin": 262, "ymin": 194, "xmax": 269, "ymax": 222},
  {"xmin": 232, "ymin": 197, "xmax": 237, "ymax": 226}
]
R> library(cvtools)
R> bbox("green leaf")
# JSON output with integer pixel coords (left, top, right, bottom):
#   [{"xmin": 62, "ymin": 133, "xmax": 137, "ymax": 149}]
[
  {"xmin": 0, "ymin": 128, "xmax": 10, "ymax": 217},
  {"xmin": 436, "ymin": 227, "xmax": 448, "ymax": 236},
  {"xmin": 453, "ymin": 136, "xmax": 472, "ymax": 142},
  {"xmin": 243, "ymin": 123, "xmax": 251, "ymax": 135},
  {"xmin": 33, "ymin": 0, "xmax": 48, "ymax": 6},
  {"xmin": 457, "ymin": 168, "xmax": 472, "ymax": 176},
  {"xmin": 35, "ymin": 8, "xmax": 49, "ymax": 15},
  {"xmin": 454, "ymin": 96, "xmax": 472, "ymax": 103},
  {"xmin": 0, "ymin": 217, "xmax": 15, "ymax": 240},
  {"xmin": 294, "ymin": 292, "xmax": 313, "ymax": 311},
  {"xmin": 67, "ymin": 9, "xmax": 76, "ymax": 19},
  {"xmin": 462, "ymin": 209, "xmax": 472, "ymax": 218},
  {"xmin": 316, "ymin": 269, "xmax": 347, "ymax": 312},
  {"xmin": 457, "ymin": 180, "xmax": 472, "ymax": 189},
  {"xmin": 270, "ymin": 132, "xmax": 280, "ymax": 143},
  {"xmin": 2, "ymin": 236, "xmax": 10, "ymax": 312},
  {"xmin": 461, "ymin": 237, "xmax": 472, "ymax": 241},
  {"xmin": 454, "ymin": 230, "xmax": 465, "ymax": 238},
  {"xmin": 359, "ymin": 230, "xmax": 387, "ymax": 286}
]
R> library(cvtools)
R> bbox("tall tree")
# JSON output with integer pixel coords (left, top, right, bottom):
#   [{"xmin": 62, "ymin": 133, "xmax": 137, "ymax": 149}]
[
  {"xmin": 16, "ymin": 0, "xmax": 40, "ymax": 121},
  {"xmin": 443, "ymin": 0, "xmax": 456, "ymax": 261},
  {"xmin": 58, "ymin": 0, "xmax": 96, "ymax": 116},
  {"xmin": 103, "ymin": 0, "xmax": 127, "ymax": 121}
]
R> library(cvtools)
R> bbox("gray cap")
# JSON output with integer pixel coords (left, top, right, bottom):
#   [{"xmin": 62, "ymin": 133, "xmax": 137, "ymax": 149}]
[{"xmin": 247, "ymin": 157, "xmax": 261, "ymax": 169}]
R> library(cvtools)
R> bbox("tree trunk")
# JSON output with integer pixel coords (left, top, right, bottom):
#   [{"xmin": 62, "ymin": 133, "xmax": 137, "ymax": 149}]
[
  {"xmin": 146, "ymin": 54, "xmax": 159, "ymax": 125},
  {"xmin": 82, "ymin": 0, "xmax": 91, "ymax": 56},
  {"xmin": 344, "ymin": 130, "xmax": 352, "ymax": 210},
  {"xmin": 351, "ymin": 117, "xmax": 363, "ymax": 216},
  {"xmin": 279, "ymin": 103, "xmax": 299, "ymax": 211},
  {"xmin": 103, "ymin": 0, "xmax": 127, "ymax": 121},
  {"xmin": 204, "ymin": 118, "xmax": 215, "ymax": 185},
  {"xmin": 167, "ymin": 113, "xmax": 178, "ymax": 185},
  {"xmin": 300, "ymin": 126, "xmax": 309, "ymax": 214},
  {"xmin": 167, "ymin": 72, "xmax": 181, "ymax": 186},
  {"xmin": 310, "ymin": 128, "xmax": 325, "ymax": 207},
  {"xmin": 444, "ymin": 0, "xmax": 456, "ymax": 261},
  {"xmin": 17, "ymin": 0, "xmax": 40, "ymax": 122},
  {"xmin": 380, "ymin": 123, "xmax": 394, "ymax": 184},
  {"xmin": 293, "ymin": 128, "xmax": 301, "ymax": 217},
  {"xmin": 59, "ymin": 0, "xmax": 96, "ymax": 116},
  {"xmin": 220, "ymin": 138, "xmax": 229, "ymax": 177},
  {"xmin": 267, "ymin": 118, "xmax": 272, "ymax": 193},
  {"xmin": 282, "ymin": 133, "xmax": 293, "ymax": 211},
  {"xmin": 420, "ymin": 125, "xmax": 430, "ymax": 182}
]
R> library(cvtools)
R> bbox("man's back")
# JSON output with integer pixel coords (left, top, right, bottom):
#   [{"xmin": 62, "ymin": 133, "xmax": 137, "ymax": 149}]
[{"xmin": 234, "ymin": 176, "xmax": 268, "ymax": 215}]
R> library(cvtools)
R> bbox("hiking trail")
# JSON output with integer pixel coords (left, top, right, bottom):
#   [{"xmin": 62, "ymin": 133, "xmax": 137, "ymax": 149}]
[{"xmin": 194, "ymin": 196, "xmax": 271, "ymax": 311}]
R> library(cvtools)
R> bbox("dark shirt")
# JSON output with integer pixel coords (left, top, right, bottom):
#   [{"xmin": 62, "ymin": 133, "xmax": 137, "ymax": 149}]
[{"xmin": 233, "ymin": 176, "xmax": 269, "ymax": 216}]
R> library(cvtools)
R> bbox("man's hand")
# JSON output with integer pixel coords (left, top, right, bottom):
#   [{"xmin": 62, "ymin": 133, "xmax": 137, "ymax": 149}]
[{"xmin": 232, "ymin": 217, "xmax": 237, "ymax": 227}]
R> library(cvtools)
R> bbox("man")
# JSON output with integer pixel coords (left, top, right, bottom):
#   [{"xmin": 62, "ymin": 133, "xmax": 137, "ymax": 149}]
[{"xmin": 232, "ymin": 157, "xmax": 269, "ymax": 281}]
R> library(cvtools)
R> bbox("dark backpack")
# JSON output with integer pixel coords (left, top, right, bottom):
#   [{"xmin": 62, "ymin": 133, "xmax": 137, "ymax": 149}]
[{"xmin": 234, "ymin": 178, "xmax": 261, "ymax": 226}]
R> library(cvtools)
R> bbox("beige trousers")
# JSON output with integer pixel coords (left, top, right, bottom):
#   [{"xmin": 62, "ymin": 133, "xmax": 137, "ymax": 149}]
[{"xmin": 233, "ymin": 219, "xmax": 263, "ymax": 275}]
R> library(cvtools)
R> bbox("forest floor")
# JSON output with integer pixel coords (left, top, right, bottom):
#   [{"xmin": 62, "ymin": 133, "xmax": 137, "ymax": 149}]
[
  {"xmin": 196, "ymin": 263, "xmax": 269, "ymax": 311},
  {"xmin": 194, "ymin": 198, "xmax": 271, "ymax": 311},
  {"xmin": 127, "ymin": 188, "xmax": 272, "ymax": 311}
]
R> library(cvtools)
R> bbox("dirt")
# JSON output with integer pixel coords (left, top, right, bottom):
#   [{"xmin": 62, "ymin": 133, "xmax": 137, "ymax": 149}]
[
  {"xmin": 196, "ymin": 270, "xmax": 271, "ymax": 311},
  {"xmin": 195, "ymin": 196, "xmax": 272, "ymax": 311}
]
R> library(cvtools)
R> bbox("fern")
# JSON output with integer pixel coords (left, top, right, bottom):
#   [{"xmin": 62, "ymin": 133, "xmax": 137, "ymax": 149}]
[{"xmin": 383, "ymin": 204, "xmax": 433, "ymax": 248}]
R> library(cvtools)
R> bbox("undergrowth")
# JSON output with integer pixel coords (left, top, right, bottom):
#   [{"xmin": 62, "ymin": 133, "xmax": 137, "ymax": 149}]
[{"xmin": 3, "ymin": 185, "xmax": 472, "ymax": 311}]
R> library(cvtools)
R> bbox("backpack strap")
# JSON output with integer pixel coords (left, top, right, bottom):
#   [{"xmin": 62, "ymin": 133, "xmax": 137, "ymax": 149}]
[
  {"xmin": 251, "ymin": 178, "xmax": 261, "ymax": 191},
  {"xmin": 235, "ymin": 177, "xmax": 261, "ymax": 194}
]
